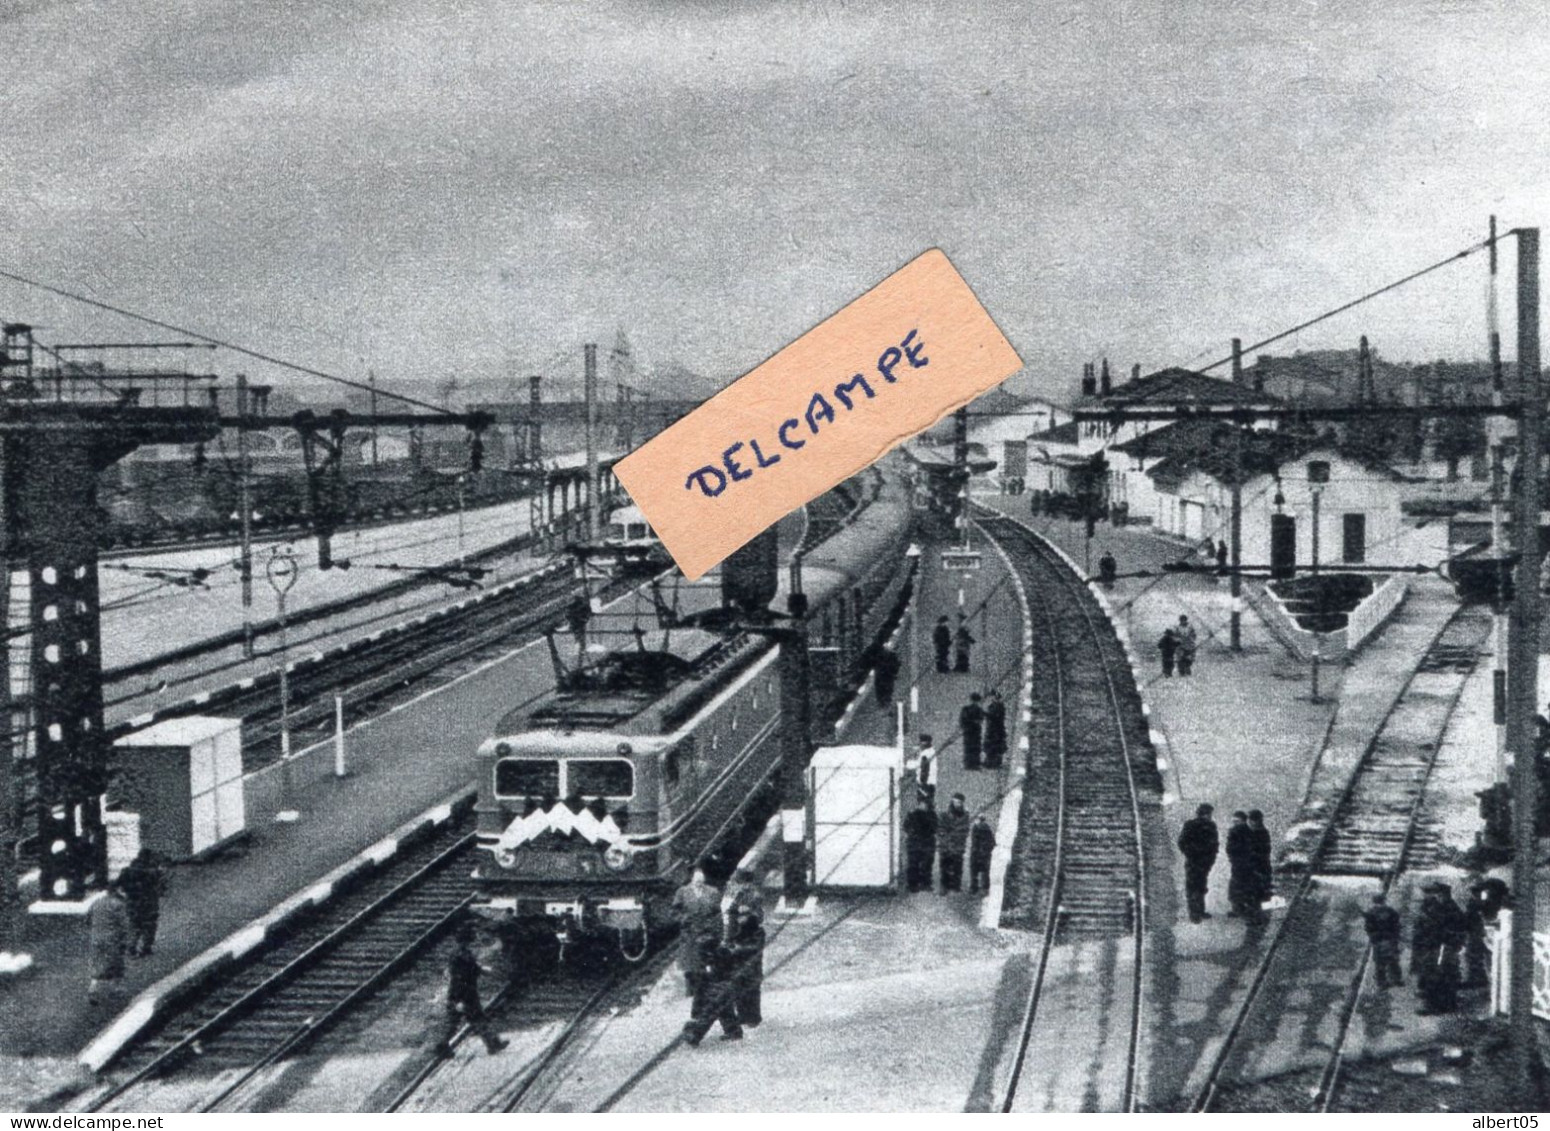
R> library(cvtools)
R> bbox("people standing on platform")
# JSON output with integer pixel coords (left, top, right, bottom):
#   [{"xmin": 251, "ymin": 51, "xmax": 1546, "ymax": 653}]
[
  {"xmin": 1176, "ymin": 803, "xmax": 1219, "ymax": 923},
  {"xmin": 969, "ymin": 815, "xmax": 996, "ymax": 895},
  {"xmin": 672, "ymin": 865, "xmax": 724, "ymax": 996},
  {"xmin": 1099, "ymin": 550, "xmax": 1118, "ymax": 589},
  {"xmin": 954, "ymin": 614, "xmax": 976, "ymax": 673},
  {"xmin": 983, "ymin": 690, "xmax": 1007, "ymax": 770},
  {"xmin": 723, "ymin": 866, "xmax": 764, "ymax": 935},
  {"xmin": 960, "ymin": 693, "xmax": 985, "ymax": 771},
  {"xmin": 933, "ymin": 616, "xmax": 952, "ymax": 674},
  {"xmin": 435, "ymin": 921, "xmax": 509, "ymax": 1056},
  {"xmin": 1158, "ymin": 628, "xmax": 1178, "ymax": 678},
  {"xmin": 117, "ymin": 849, "xmax": 167, "ymax": 958},
  {"xmin": 1412, "ymin": 881, "xmax": 1467, "ymax": 1015},
  {"xmin": 903, "ymin": 796, "xmax": 938, "ymax": 893},
  {"xmin": 1461, "ymin": 884, "xmax": 1492, "ymax": 989},
  {"xmin": 87, "ymin": 881, "xmax": 131, "ymax": 1006},
  {"xmin": 1363, "ymin": 894, "xmax": 1405, "ymax": 989},
  {"xmin": 682, "ymin": 935, "xmax": 744, "ymax": 1046},
  {"xmin": 1176, "ymin": 616, "xmax": 1198, "ymax": 677},
  {"xmin": 724, "ymin": 907, "xmax": 766, "ymax": 1029},
  {"xmin": 1225, "ymin": 811, "xmax": 1261, "ymax": 921},
  {"xmin": 937, "ymin": 794, "xmax": 970, "ymax": 894},
  {"xmin": 873, "ymin": 645, "xmax": 901, "ymax": 705},
  {"xmin": 911, "ymin": 734, "xmax": 937, "ymax": 804},
  {"xmin": 1247, "ymin": 810, "xmax": 1274, "ymax": 912}
]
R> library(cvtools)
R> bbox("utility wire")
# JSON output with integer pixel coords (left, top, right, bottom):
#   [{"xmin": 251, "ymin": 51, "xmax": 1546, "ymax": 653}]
[
  {"xmin": 0, "ymin": 264, "xmax": 454, "ymax": 416},
  {"xmin": 1190, "ymin": 234, "xmax": 1503, "ymax": 376}
]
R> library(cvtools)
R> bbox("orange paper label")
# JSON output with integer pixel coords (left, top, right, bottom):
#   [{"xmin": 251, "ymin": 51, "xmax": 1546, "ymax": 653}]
[{"xmin": 613, "ymin": 249, "xmax": 1023, "ymax": 580}]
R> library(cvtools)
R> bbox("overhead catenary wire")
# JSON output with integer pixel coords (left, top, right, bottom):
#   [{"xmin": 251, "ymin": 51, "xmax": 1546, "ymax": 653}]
[{"xmin": 0, "ymin": 264, "xmax": 455, "ymax": 416}]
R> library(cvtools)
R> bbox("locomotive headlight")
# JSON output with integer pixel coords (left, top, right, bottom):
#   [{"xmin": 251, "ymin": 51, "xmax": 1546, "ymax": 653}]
[
  {"xmin": 603, "ymin": 845, "xmax": 632, "ymax": 872},
  {"xmin": 495, "ymin": 846, "xmax": 518, "ymax": 869}
]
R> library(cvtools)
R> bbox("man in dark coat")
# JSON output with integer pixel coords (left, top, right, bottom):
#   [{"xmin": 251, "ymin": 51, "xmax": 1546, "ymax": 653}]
[
  {"xmin": 902, "ymin": 796, "xmax": 938, "ymax": 893},
  {"xmin": 933, "ymin": 616, "xmax": 952, "ymax": 673},
  {"xmin": 1225, "ymin": 811, "xmax": 1261, "ymax": 921},
  {"xmin": 1363, "ymin": 893, "xmax": 1404, "ymax": 989},
  {"xmin": 682, "ymin": 935, "xmax": 744, "ymax": 1046},
  {"xmin": 1158, "ymin": 628, "xmax": 1178, "ymax": 678},
  {"xmin": 1176, "ymin": 616, "xmax": 1198, "ymax": 677},
  {"xmin": 1177, "ymin": 803, "xmax": 1219, "ymax": 923},
  {"xmin": 1247, "ymin": 810, "xmax": 1274, "ymax": 911},
  {"xmin": 959, "ymin": 693, "xmax": 985, "ymax": 771},
  {"xmin": 1098, "ymin": 550, "xmax": 1118, "ymax": 589},
  {"xmin": 873, "ymin": 645, "xmax": 901, "ymax": 705},
  {"xmin": 1411, "ymin": 881, "xmax": 1467, "ymax": 1015},
  {"xmin": 1461, "ymin": 884, "xmax": 1492, "ymax": 989},
  {"xmin": 435, "ymin": 921, "xmax": 508, "ymax": 1055},
  {"xmin": 982, "ymin": 690, "xmax": 1007, "ymax": 770},
  {"xmin": 937, "ymin": 794, "xmax": 970, "ymax": 894},
  {"xmin": 969, "ymin": 815, "xmax": 996, "ymax": 895},
  {"xmin": 723, "ymin": 907, "xmax": 765, "ymax": 1028},
  {"xmin": 671, "ymin": 865, "xmax": 723, "ymax": 996},
  {"xmin": 953, "ymin": 616, "xmax": 976, "ymax": 673},
  {"xmin": 117, "ymin": 849, "xmax": 167, "ymax": 958}
]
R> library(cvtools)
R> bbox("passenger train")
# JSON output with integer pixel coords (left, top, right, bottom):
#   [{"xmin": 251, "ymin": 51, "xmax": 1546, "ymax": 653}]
[{"xmin": 471, "ymin": 465, "xmax": 914, "ymax": 955}]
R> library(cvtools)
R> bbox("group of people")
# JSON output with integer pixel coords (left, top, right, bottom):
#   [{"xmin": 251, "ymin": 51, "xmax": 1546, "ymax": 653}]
[
  {"xmin": 1157, "ymin": 615, "xmax": 1199, "ymax": 678},
  {"xmin": 932, "ymin": 614, "xmax": 976, "ymax": 674},
  {"xmin": 670, "ymin": 865, "xmax": 767, "ymax": 1045},
  {"xmin": 1364, "ymin": 878, "xmax": 1509, "ymax": 1015},
  {"xmin": 86, "ymin": 849, "xmax": 167, "ymax": 1004},
  {"xmin": 1176, "ymin": 805, "xmax": 1274, "ymax": 925},
  {"xmin": 958, "ymin": 691, "xmax": 1007, "ymax": 771},
  {"xmin": 902, "ymin": 791, "xmax": 996, "ymax": 896}
]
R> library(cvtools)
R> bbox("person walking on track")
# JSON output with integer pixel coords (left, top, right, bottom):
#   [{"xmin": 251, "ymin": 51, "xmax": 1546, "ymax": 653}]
[
  {"xmin": 1177, "ymin": 803, "xmax": 1219, "ymax": 923},
  {"xmin": 1363, "ymin": 893, "xmax": 1404, "ymax": 990},
  {"xmin": 936, "ymin": 793, "xmax": 970, "ymax": 893},
  {"xmin": 682, "ymin": 935, "xmax": 744, "ymax": 1046},
  {"xmin": 435, "ymin": 920, "xmax": 509, "ymax": 1056},
  {"xmin": 960, "ymin": 693, "xmax": 985, "ymax": 771},
  {"xmin": 969, "ymin": 815, "xmax": 996, "ymax": 895},
  {"xmin": 933, "ymin": 616, "xmax": 952, "ymax": 674},
  {"xmin": 982, "ymin": 689, "xmax": 1007, "ymax": 770},
  {"xmin": 953, "ymin": 614, "xmax": 975, "ymax": 673}
]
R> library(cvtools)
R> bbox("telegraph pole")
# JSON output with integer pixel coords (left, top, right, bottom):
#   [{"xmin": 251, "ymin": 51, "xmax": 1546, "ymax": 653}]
[
  {"xmin": 237, "ymin": 374, "xmax": 255, "ymax": 659},
  {"xmin": 584, "ymin": 343, "xmax": 599, "ymax": 541},
  {"xmin": 1489, "ymin": 216, "xmax": 1511, "ymax": 785},
  {"xmin": 1505, "ymin": 225, "xmax": 1542, "ymax": 1103},
  {"xmin": 368, "ymin": 369, "xmax": 379, "ymax": 468},
  {"xmin": 1230, "ymin": 339, "xmax": 1245, "ymax": 651}
]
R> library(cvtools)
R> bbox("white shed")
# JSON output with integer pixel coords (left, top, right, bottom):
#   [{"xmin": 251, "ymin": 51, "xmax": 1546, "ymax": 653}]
[{"xmin": 807, "ymin": 744, "xmax": 903, "ymax": 890}]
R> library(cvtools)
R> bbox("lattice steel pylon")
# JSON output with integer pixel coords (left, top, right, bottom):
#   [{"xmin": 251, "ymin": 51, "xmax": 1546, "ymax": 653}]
[{"xmin": 0, "ymin": 325, "xmax": 219, "ymax": 905}]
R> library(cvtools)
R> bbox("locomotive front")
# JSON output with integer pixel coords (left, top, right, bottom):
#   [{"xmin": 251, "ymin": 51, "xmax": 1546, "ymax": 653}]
[{"xmin": 472, "ymin": 730, "xmax": 669, "ymax": 953}]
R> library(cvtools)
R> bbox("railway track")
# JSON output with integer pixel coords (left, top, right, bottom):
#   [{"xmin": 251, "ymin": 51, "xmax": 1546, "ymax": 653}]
[
  {"xmin": 106, "ymin": 563, "xmax": 593, "ymax": 772},
  {"xmin": 1192, "ymin": 604, "xmax": 1490, "ymax": 1113},
  {"xmin": 85, "ymin": 808, "xmax": 478, "ymax": 1113},
  {"xmin": 977, "ymin": 514, "xmax": 1155, "ymax": 1113}
]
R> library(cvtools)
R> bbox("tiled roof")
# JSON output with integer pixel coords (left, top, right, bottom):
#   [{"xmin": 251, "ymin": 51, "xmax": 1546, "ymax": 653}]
[{"xmin": 1100, "ymin": 367, "xmax": 1281, "ymax": 406}]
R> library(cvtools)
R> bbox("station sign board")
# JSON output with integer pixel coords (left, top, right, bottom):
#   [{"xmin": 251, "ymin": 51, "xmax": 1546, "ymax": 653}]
[{"xmin": 941, "ymin": 550, "xmax": 982, "ymax": 572}]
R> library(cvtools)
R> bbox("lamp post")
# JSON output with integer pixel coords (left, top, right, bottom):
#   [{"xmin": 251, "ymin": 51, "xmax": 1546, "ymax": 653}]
[
  {"xmin": 1309, "ymin": 474, "xmax": 1326, "ymax": 703},
  {"xmin": 905, "ymin": 543, "xmax": 923, "ymax": 726},
  {"xmin": 266, "ymin": 546, "xmax": 299, "ymax": 809}
]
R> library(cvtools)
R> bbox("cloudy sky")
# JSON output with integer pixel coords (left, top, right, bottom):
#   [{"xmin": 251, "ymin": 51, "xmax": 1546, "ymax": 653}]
[{"xmin": 3, "ymin": 0, "xmax": 1548, "ymax": 404}]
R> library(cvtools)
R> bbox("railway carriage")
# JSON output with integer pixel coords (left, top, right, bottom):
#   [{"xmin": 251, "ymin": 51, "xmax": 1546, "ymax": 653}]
[{"xmin": 471, "ymin": 469, "xmax": 913, "ymax": 956}]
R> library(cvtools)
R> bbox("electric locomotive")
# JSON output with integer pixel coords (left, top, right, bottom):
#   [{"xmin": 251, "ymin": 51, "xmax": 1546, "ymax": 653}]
[{"xmin": 471, "ymin": 466, "xmax": 913, "ymax": 956}]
